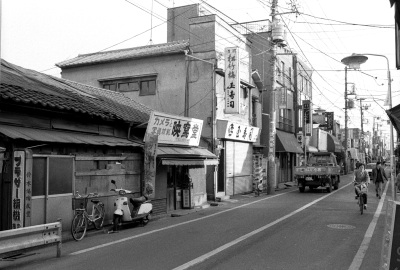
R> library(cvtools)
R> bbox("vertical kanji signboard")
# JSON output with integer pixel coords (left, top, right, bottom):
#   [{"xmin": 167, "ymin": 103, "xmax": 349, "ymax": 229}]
[
  {"xmin": 12, "ymin": 150, "xmax": 25, "ymax": 229},
  {"xmin": 303, "ymin": 100, "xmax": 313, "ymax": 136},
  {"xmin": 225, "ymin": 47, "xmax": 240, "ymax": 114}
]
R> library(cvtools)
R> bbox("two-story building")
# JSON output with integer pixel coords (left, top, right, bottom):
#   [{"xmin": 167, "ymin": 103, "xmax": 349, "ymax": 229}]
[{"xmin": 56, "ymin": 4, "xmax": 262, "ymax": 202}]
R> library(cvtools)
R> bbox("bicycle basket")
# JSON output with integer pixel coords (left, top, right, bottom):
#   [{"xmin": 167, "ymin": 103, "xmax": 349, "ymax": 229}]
[{"xmin": 72, "ymin": 197, "xmax": 87, "ymax": 210}]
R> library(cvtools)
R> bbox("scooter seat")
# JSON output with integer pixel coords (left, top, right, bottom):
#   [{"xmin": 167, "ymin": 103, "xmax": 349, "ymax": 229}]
[
  {"xmin": 130, "ymin": 197, "xmax": 146, "ymax": 207},
  {"xmin": 91, "ymin": 199, "xmax": 100, "ymax": 204}
]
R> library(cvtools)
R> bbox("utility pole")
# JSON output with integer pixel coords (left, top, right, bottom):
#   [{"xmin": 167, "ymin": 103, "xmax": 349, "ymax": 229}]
[
  {"xmin": 267, "ymin": 0, "xmax": 278, "ymax": 195},
  {"xmin": 344, "ymin": 66, "xmax": 348, "ymax": 175}
]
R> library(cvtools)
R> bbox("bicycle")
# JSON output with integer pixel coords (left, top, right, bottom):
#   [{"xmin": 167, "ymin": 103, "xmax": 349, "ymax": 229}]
[
  {"xmin": 354, "ymin": 182, "xmax": 368, "ymax": 215},
  {"xmin": 71, "ymin": 192, "xmax": 105, "ymax": 241}
]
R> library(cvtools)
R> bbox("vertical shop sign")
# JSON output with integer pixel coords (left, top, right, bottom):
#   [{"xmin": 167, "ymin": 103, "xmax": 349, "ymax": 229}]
[
  {"xmin": 144, "ymin": 134, "xmax": 158, "ymax": 199},
  {"xmin": 24, "ymin": 150, "xmax": 33, "ymax": 227},
  {"xmin": 225, "ymin": 47, "xmax": 240, "ymax": 114},
  {"xmin": 303, "ymin": 100, "xmax": 312, "ymax": 136},
  {"xmin": 12, "ymin": 150, "xmax": 25, "ymax": 229},
  {"xmin": 326, "ymin": 112, "xmax": 334, "ymax": 130}
]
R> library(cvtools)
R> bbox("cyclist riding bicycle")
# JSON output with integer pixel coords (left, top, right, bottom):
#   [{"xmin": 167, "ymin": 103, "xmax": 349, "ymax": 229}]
[{"xmin": 354, "ymin": 163, "xmax": 370, "ymax": 209}]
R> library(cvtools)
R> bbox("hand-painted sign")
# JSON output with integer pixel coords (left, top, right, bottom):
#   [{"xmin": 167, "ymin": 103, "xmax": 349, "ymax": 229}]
[
  {"xmin": 217, "ymin": 120, "xmax": 260, "ymax": 143},
  {"xmin": 144, "ymin": 134, "xmax": 158, "ymax": 199},
  {"xmin": 12, "ymin": 150, "xmax": 25, "ymax": 229},
  {"xmin": 145, "ymin": 111, "xmax": 203, "ymax": 146},
  {"xmin": 303, "ymin": 100, "xmax": 312, "ymax": 136},
  {"xmin": 225, "ymin": 47, "xmax": 240, "ymax": 114}
]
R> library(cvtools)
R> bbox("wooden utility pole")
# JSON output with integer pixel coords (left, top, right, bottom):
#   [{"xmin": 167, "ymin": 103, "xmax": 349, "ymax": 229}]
[{"xmin": 267, "ymin": 0, "xmax": 278, "ymax": 195}]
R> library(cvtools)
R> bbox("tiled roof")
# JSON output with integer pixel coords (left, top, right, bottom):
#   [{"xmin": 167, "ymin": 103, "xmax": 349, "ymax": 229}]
[
  {"xmin": 0, "ymin": 59, "xmax": 152, "ymax": 124},
  {"xmin": 56, "ymin": 40, "xmax": 190, "ymax": 68}
]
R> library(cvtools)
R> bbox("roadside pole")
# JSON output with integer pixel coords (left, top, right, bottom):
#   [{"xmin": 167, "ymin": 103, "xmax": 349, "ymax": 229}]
[{"xmin": 267, "ymin": 0, "xmax": 278, "ymax": 195}]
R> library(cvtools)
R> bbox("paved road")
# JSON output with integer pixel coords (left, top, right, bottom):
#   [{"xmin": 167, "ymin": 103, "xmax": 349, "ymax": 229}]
[{"xmin": 1, "ymin": 174, "xmax": 391, "ymax": 270}]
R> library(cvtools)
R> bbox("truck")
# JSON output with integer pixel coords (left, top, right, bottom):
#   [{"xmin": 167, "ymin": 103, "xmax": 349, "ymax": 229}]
[{"xmin": 294, "ymin": 152, "xmax": 340, "ymax": 193}]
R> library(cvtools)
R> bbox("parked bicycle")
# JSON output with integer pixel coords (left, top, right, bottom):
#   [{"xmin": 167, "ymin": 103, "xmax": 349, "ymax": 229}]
[{"xmin": 71, "ymin": 192, "xmax": 105, "ymax": 241}]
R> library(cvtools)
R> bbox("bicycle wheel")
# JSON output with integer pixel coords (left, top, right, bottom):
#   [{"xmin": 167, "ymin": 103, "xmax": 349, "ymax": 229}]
[
  {"xmin": 93, "ymin": 203, "xmax": 105, "ymax": 230},
  {"xmin": 71, "ymin": 212, "xmax": 87, "ymax": 241},
  {"xmin": 359, "ymin": 195, "xmax": 364, "ymax": 215}
]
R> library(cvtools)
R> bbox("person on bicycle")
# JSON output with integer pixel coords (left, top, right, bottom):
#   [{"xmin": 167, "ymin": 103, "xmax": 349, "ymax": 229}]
[
  {"xmin": 372, "ymin": 161, "xmax": 387, "ymax": 199},
  {"xmin": 354, "ymin": 163, "xmax": 370, "ymax": 209}
]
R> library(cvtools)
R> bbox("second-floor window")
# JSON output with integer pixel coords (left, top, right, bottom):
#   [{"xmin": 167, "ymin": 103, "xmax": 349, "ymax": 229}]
[{"xmin": 101, "ymin": 75, "xmax": 157, "ymax": 96}]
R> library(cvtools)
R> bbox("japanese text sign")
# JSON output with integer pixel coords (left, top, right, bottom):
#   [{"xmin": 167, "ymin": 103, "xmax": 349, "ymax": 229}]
[
  {"xmin": 12, "ymin": 150, "xmax": 25, "ymax": 229},
  {"xmin": 145, "ymin": 111, "xmax": 203, "ymax": 146},
  {"xmin": 225, "ymin": 47, "xmax": 240, "ymax": 114},
  {"xmin": 217, "ymin": 120, "xmax": 260, "ymax": 142},
  {"xmin": 326, "ymin": 112, "xmax": 334, "ymax": 131},
  {"xmin": 303, "ymin": 100, "xmax": 312, "ymax": 136}
]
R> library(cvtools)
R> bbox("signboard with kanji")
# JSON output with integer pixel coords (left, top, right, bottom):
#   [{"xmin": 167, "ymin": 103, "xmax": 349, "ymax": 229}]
[
  {"xmin": 326, "ymin": 112, "xmax": 334, "ymax": 131},
  {"xmin": 278, "ymin": 87, "xmax": 287, "ymax": 109},
  {"xmin": 217, "ymin": 120, "xmax": 260, "ymax": 143},
  {"xmin": 145, "ymin": 111, "xmax": 203, "ymax": 146},
  {"xmin": 12, "ymin": 150, "xmax": 25, "ymax": 229},
  {"xmin": 225, "ymin": 47, "xmax": 240, "ymax": 114},
  {"xmin": 303, "ymin": 100, "xmax": 313, "ymax": 136},
  {"xmin": 144, "ymin": 133, "xmax": 158, "ymax": 199}
]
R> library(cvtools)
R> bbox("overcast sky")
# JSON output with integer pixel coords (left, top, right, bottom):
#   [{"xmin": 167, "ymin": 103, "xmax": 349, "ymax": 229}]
[{"xmin": 1, "ymin": 0, "xmax": 397, "ymax": 139}]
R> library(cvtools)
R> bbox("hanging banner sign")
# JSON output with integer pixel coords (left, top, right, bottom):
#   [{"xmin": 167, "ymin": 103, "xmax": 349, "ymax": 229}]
[
  {"xmin": 145, "ymin": 111, "xmax": 203, "ymax": 146},
  {"xmin": 225, "ymin": 47, "xmax": 240, "ymax": 114},
  {"xmin": 303, "ymin": 100, "xmax": 312, "ymax": 136}
]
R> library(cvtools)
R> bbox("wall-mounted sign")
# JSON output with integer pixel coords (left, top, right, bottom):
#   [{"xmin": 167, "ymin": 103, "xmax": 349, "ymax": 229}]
[
  {"xmin": 12, "ymin": 151, "xmax": 25, "ymax": 229},
  {"xmin": 297, "ymin": 132, "xmax": 304, "ymax": 148},
  {"xmin": 144, "ymin": 134, "xmax": 158, "ymax": 199},
  {"xmin": 145, "ymin": 111, "xmax": 203, "ymax": 146},
  {"xmin": 326, "ymin": 112, "xmax": 334, "ymax": 130},
  {"xmin": 225, "ymin": 47, "xmax": 240, "ymax": 114},
  {"xmin": 303, "ymin": 100, "xmax": 312, "ymax": 136},
  {"xmin": 217, "ymin": 120, "xmax": 260, "ymax": 142}
]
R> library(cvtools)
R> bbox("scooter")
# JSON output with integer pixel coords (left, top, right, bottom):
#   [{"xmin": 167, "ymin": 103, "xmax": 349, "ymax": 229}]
[{"xmin": 110, "ymin": 180, "xmax": 153, "ymax": 232}]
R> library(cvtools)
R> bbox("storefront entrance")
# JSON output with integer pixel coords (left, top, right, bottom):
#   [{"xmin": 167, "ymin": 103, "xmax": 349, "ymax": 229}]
[{"xmin": 166, "ymin": 165, "xmax": 190, "ymax": 211}]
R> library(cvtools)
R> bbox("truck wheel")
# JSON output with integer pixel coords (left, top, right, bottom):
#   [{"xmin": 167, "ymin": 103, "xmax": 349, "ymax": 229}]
[
  {"xmin": 299, "ymin": 186, "xmax": 305, "ymax": 193},
  {"xmin": 333, "ymin": 181, "xmax": 339, "ymax": 190}
]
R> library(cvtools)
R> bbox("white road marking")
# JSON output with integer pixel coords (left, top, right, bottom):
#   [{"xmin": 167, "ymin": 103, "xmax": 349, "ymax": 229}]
[
  {"xmin": 70, "ymin": 189, "xmax": 294, "ymax": 255},
  {"xmin": 348, "ymin": 181, "xmax": 389, "ymax": 270},
  {"xmin": 172, "ymin": 182, "xmax": 353, "ymax": 270}
]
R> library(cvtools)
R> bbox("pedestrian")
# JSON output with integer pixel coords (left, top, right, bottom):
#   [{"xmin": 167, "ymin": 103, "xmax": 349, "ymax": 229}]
[{"xmin": 371, "ymin": 161, "xmax": 388, "ymax": 199}]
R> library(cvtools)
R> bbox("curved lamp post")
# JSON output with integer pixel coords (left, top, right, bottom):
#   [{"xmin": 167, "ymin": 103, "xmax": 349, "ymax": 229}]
[{"xmin": 341, "ymin": 53, "xmax": 396, "ymax": 201}]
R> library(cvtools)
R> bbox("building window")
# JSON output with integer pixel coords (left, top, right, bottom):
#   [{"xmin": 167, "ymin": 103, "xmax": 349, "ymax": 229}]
[{"xmin": 101, "ymin": 75, "xmax": 157, "ymax": 95}]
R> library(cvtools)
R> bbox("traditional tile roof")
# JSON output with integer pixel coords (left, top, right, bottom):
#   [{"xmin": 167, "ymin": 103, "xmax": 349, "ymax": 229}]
[
  {"xmin": 0, "ymin": 59, "xmax": 152, "ymax": 124},
  {"xmin": 56, "ymin": 40, "xmax": 190, "ymax": 68}
]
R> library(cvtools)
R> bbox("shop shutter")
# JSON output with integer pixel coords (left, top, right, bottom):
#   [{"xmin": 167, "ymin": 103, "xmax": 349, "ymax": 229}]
[
  {"xmin": 233, "ymin": 142, "xmax": 253, "ymax": 194},
  {"xmin": 225, "ymin": 141, "xmax": 234, "ymax": 196}
]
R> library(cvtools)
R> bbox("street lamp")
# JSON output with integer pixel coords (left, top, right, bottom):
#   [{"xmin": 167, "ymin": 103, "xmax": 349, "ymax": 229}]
[{"xmin": 341, "ymin": 53, "xmax": 396, "ymax": 201}]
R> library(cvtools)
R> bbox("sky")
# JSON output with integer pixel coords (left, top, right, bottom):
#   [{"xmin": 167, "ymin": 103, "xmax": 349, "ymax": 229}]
[{"xmin": 1, "ymin": 0, "xmax": 398, "ymax": 142}]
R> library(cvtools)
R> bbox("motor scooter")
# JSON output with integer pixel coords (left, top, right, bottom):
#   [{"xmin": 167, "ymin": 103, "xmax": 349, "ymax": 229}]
[{"xmin": 110, "ymin": 180, "xmax": 153, "ymax": 232}]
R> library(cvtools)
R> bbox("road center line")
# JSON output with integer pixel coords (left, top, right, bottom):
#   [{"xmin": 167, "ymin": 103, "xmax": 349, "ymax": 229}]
[
  {"xmin": 348, "ymin": 181, "xmax": 389, "ymax": 270},
  {"xmin": 172, "ymin": 182, "xmax": 353, "ymax": 270},
  {"xmin": 70, "ymin": 189, "xmax": 295, "ymax": 255}
]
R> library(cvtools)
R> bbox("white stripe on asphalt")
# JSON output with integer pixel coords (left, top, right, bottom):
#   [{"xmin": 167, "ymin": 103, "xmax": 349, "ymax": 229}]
[
  {"xmin": 348, "ymin": 181, "xmax": 389, "ymax": 270},
  {"xmin": 172, "ymin": 182, "xmax": 353, "ymax": 270},
  {"xmin": 70, "ymin": 189, "xmax": 295, "ymax": 255}
]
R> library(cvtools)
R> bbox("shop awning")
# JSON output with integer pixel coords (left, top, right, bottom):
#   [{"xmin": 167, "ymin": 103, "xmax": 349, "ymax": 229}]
[
  {"xmin": 157, "ymin": 146, "xmax": 219, "ymax": 166},
  {"xmin": 327, "ymin": 133, "xmax": 343, "ymax": 153},
  {"xmin": 307, "ymin": 145, "xmax": 319, "ymax": 153},
  {"xmin": 0, "ymin": 125, "xmax": 143, "ymax": 147},
  {"xmin": 275, "ymin": 130, "xmax": 303, "ymax": 153}
]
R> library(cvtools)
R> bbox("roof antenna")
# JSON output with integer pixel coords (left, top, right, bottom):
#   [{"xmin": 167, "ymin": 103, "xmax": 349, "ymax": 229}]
[{"xmin": 148, "ymin": 0, "xmax": 154, "ymax": 45}]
